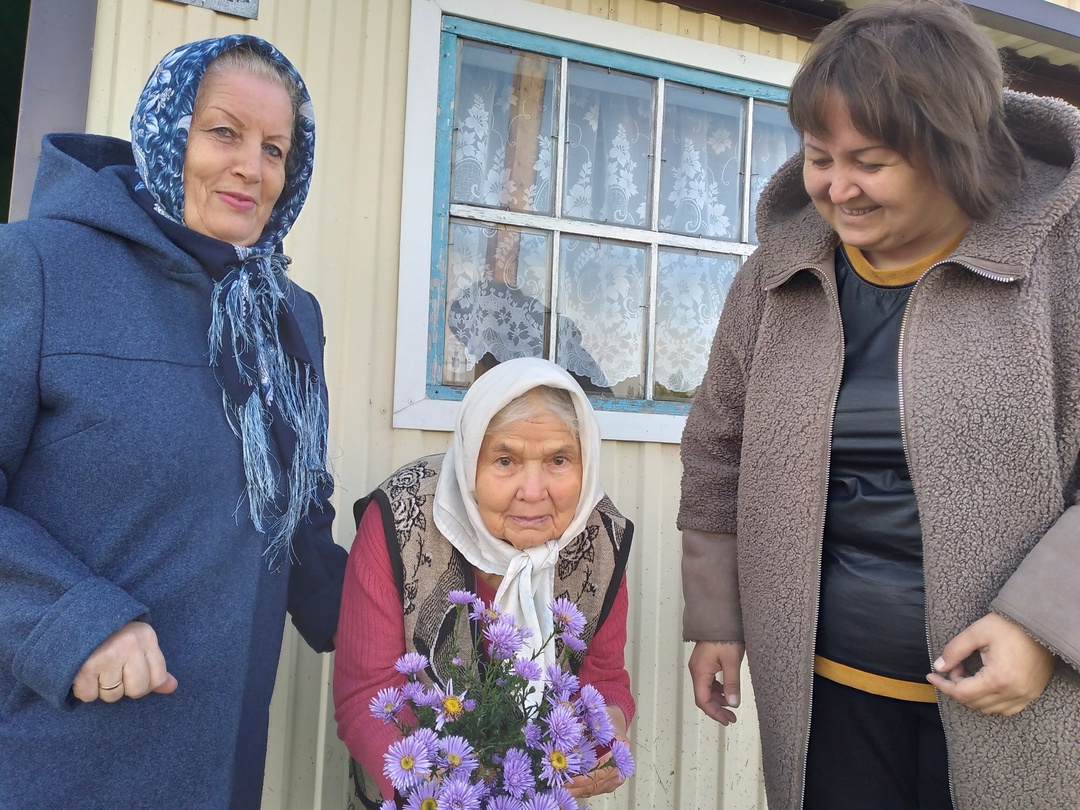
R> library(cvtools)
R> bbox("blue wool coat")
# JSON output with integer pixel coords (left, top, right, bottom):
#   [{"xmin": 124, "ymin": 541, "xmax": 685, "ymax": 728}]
[{"xmin": 0, "ymin": 134, "xmax": 347, "ymax": 808}]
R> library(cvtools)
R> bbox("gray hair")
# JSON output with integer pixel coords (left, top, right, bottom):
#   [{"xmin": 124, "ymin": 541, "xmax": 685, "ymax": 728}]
[{"xmin": 486, "ymin": 386, "xmax": 580, "ymax": 442}]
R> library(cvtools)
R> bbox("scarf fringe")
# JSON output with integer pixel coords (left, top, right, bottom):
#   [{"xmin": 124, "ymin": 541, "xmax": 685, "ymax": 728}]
[{"xmin": 210, "ymin": 253, "xmax": 331, "ymax": 568}]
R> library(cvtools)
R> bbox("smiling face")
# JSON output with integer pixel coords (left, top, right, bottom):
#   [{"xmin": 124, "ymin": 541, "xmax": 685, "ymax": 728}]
[
  {"xmin": 182, "ymin": 69, "xmax": 293, "ymax": 246},
  {"xmin": 474, "ymin": 394, "xmax": 584, "ymax": 551},
  {"xmin": 802, "ymin": 95, "xmax": 970, "ymax": 270}
]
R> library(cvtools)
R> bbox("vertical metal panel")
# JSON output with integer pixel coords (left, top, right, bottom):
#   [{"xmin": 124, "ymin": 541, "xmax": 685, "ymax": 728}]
[
  {"xmin": 9, "ymin": 0, "xmax": 97, "ymax": 222},
  {"xmin": 86, "ymin": 0, "xmax": 801, "ymax": 807}
]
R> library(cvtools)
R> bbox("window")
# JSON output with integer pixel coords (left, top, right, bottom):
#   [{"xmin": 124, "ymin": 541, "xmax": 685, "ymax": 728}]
[{"xmin": 395, "ymin": 0, "xmax": 800, "ymax": 442}]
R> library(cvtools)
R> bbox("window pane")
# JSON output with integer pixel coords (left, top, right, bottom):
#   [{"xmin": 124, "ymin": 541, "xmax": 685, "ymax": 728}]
[
  {"xmin": 653, "ymin": 248, "xmax": 738, "ymax": 400},
  {"xmin": 451, "ymin": 41, "xmax": 557, "ymax": 214},
  {"xmin": 443, "ymin": 221, "xmax": 553, "ymax": 385},
  {"xmin": 660, "ymin": 84, "xmax": 745, "ymax": 239},
  {"xmin": 563, "ymin": 64, "xmax": 654, "ymax": 228},
  {"xmin": 749, "ymin": 101, "xmax": 800, "ymax": 244},
  {"xmin": 557, "ymin": 237, "xmax": 647, "ymax": 398}
]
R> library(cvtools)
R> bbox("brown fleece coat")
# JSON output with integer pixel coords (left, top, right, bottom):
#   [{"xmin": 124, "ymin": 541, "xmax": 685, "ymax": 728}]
[{"xmin": 678, "ymin": 91, "xmax": 1080, "ymax": 810}]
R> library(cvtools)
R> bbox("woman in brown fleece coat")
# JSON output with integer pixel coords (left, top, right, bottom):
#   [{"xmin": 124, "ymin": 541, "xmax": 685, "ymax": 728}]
[{"xmin": 678, "ymin": 1, "xmax": 1080, "ymax": 808}]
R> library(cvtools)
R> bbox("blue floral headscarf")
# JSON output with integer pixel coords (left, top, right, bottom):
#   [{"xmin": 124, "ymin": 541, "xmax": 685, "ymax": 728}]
[{"xmin": 128, "ymin": 35, "xmax": 328, "ymax": 567}]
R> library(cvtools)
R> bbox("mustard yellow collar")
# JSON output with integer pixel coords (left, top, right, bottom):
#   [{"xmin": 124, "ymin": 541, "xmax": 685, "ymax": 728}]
[{"xmin": 844, "ymin": 232, "xmax": 967, "ymax": 287}]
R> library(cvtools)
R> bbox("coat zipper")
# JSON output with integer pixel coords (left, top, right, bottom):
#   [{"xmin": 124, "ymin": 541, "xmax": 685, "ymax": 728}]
[
  {"xmin": 796, "ymin": 265, "xmax": 845, "ymax": 810},
  {"xmin": 897, "ymin": 258, "xmax": 1019, "ymax": 809}
]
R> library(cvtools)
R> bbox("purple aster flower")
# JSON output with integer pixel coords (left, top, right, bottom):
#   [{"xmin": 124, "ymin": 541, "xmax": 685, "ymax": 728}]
[
  {"xmin": 574, "ymin": 684, "xmax": 605, "ymax": 718},
  {"xmin": 610, "ymin": 738, "xmax": 635, "ymax": 779},
  {"xmin": 549, "ymin": 785, "xmax": 579, "ymax": 810},
  {"xmin": 575, "ymin": 686, "xmax": 614, "ymax": 745},
  {"xmin": 544, "ymin": 666, "xmax": 579, "ymax": 703},
  {"xmin": 584, "ymin": 712, "xmax": 614, "ymax": 748},
  {"xmin": 369, "ymin": 686, "xmax": 405, "ymax": 722},
  {"xmin": 412, "ymin": 727, "xmax": 440, "ymax": 758},
  {"xmin": 439, "ymin": 735, "xmax": 479, "ymax": 775},
  {"xmin": 464, "ymin": 698, "xmax": 477, "ymax": 711},
  {"xmin": 549, "ymin": 597, "xmax": 586, "ymax": 637},
  {"xmin": 572, "ymin": 741, "xmax": 598, "ymax": 775},
  {"xmin": 380, "ymin": 801, "xmax": 397, "ymax": 810},
  {"xmin": 539, "ymin": 742, "xmax": 583, "ymax": 787},
  {"xmin": 513, "ymin": 658, "xmax": 543, "ymax": 682},
  {"xmin": 561, "ymin": 633, "xmax": 586, "ymax": 653},
  {"xmin": 501, "ymin": 747, "xmax": 535, "ymax": 798},
  {"xmin": 447, "ymin": 589, "xmax": 477, "ymax": 605},
  {"xmin": 402, "ymin": 679, "xmax": 426, "ymax": 704},
  {"xmin": 522, "ymin": 793, "xmax": 559, "ymax": 810},
  {"xmin": 485, "ymin": 797, "xmax": 523, "ymax": 810},
  {"xmin": 523, "ymin": 721, "xmax": 543, "ymax": 749},
  {"xmin": 383, "ymin": 733, "xmax": 433, "ymax": 792},
  {"xmin": 484, "ymin": 617, "xmax": 527, "ymax": 660},
  {"xmin": 436, "ymin": 774, "xmax": 486, "ymax": 810},
  {"xmin": 404, "ymin": 780, "xmax": 439, "ymax": 810},
  {"xmin": 413, "ymin": 686, "xmax": 441, "ymax": 709},
  {"xmin": 469, "ymin": 599, "xmax": 501, "ymax": 625},
  {"xmin": 433, "ymin": 679, "xmax": 469, "ymax": 730},
  {"xmin": 395, "ymin": 652, "xmax": 430, "ymax": 676},
  {"xmin": 544, "ymin": 703, "xmax": 584, "ymax": 751}
]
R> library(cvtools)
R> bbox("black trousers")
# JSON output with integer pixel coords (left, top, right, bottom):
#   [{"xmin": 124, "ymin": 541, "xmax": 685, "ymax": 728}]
[{"xmin": 803, "ymin": 674, "xmax": 953, "ymax": 810}]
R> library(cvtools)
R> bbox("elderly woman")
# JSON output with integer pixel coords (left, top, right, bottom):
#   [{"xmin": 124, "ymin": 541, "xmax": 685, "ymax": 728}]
[
  {"xmin": 0, "ymin": 36, "xmax": 346, "ymax": 806},
  {"xmin": 334, "ymin": 357, "xmax": 635, "ymax": 806},
  {"xmin": 680, "ymin": 1, "xmax": 1080, "ymax": 809}
]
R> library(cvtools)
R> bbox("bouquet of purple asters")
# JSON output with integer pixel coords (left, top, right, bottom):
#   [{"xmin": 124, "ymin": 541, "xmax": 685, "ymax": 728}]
[{"xmin": 370, "ymin": 590, "xmax": 635, "ymax": 810}]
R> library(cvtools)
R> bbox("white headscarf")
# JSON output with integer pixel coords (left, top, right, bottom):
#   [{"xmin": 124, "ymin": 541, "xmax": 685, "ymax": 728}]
[{"xmin": 433, "ymin": 357, "xmax": 604, "ymax": 681}]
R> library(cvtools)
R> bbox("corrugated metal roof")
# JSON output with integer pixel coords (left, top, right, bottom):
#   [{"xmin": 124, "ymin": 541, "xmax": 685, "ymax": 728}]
[{"xmin": 823, "ymin": 0, "xmax": 1080, "ymax": 70}]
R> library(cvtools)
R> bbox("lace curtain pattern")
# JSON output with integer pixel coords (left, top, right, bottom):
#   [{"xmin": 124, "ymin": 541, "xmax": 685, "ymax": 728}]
[
  {"xmin": 563, "ymin": 65, "xmax": 653, "ymax": 228},
  {"xmin": 444, "ymin": 40, "xmax": 799, "ymax": 397},
  {"xmin": 445, "ymin": 224, "xmax": 552, "ymax": 376},
  {"xmin": 450, "ymin": 43, "xmax": 555, "ymax": 215},
  {"xmin": 660, "ymin": 85, "xmax": 744, "ymax": 240}
]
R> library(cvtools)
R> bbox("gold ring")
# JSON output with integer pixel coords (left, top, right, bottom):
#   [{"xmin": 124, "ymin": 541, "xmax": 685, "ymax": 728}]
[{"xmin": 100, "ymin": 679, "xmax": 123, "ymax": 691}]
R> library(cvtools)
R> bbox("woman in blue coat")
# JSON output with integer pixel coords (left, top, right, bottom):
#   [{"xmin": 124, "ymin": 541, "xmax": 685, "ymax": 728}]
[{"xmin": 0, "ymin": 35, "xmax": 346, "ymax": 807}]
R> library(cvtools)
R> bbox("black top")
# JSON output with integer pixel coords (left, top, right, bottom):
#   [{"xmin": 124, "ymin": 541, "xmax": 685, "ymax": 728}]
[{"xmin": 816, "ymin": 247, "xmax": 930, "ymax": 682}]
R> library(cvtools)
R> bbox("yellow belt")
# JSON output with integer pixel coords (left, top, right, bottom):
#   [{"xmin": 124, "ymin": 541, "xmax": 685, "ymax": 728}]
[{"xmin": 814, "ymin": 655, "xmax": 938, "ymax": 703}]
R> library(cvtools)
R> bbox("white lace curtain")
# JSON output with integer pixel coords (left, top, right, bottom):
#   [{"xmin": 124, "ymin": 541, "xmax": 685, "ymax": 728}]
[{"xmin": 444, "ymin": 41, "xmax": 800, "ymax": 397}]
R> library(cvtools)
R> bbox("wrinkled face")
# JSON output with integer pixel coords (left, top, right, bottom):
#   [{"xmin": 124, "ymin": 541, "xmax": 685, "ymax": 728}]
[
  {"xmin": 802, "ymin": 95, "xmax": 970, "ymax": 269},
  {"xmin": 474, "ymin": 398, "xmax": 584, "ymax": 551},
  {"xmin": 182, "ymin": 69, "xmax": 293, "ymax": 246}
]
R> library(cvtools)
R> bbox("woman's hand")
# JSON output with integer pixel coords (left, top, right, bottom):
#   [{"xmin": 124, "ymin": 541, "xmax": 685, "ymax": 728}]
[
  {"xmin": 927, "ymin": 612, "xmax": 1054, "ymax": 716},
  {"xmin": 566, "ymin": 707, "xmax": 630, "ymax": 801},
  {"xmin": 71, "ymin": 621, "xmax": 178, "ymax": 703},
  {"xmin": 688, "ymin": 640, "xmax": 744, "ymax": 725}
]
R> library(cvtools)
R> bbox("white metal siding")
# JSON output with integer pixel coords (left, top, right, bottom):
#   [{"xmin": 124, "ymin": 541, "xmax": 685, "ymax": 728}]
[{"xmin": 85, "ymin": 1, "xmax": 807, "ymax": 806}]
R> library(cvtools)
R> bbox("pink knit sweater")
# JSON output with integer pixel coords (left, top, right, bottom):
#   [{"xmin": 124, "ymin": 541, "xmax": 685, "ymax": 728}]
[{"xmin": 333, "ymin": 502, "xmax": 635, "ymax": 798}]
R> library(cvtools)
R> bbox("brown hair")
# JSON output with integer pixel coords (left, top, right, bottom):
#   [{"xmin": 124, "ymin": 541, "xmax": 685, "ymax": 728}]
[{"xmin": 789, "ymin": 0, "xmax": 1023, "ymax": 221}]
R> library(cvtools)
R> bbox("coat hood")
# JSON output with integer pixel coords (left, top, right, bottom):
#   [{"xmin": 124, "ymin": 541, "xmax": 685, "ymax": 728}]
[{"xmin": 26, "ymin": 132, "xmax": 200, "ymax": 274}]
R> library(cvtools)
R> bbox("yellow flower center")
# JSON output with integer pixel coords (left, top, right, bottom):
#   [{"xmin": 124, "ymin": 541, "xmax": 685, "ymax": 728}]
[
  {"xmin": 447, "ymin": 753, "xmax": 462, "ymax": 766},
  {"xmin": 400, "ymin": 755, "xmax": 415, "ymax": 771},
  {"xmin": 549, "ymin": 750, "xmax": 568, "ymax": 771},
  {"xmin": 443, "ymin": 696, "xmax": 463, "ymax": 716},
  {"xmin": 420, "ymin": 800, "xmax": 438, "ymax": 810},
  {"xmin": 382, "ymin": 701, "xmax": 396, "ymax": 712}
]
